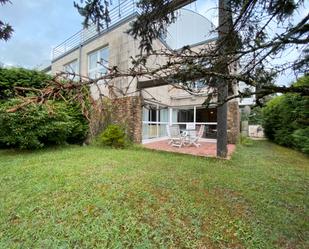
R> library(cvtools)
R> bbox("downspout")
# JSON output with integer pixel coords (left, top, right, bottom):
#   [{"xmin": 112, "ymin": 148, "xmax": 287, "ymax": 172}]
[
  {"xmin": 79, "ymin": 44, "xmax": 82, "ymax": 76},
  {"xmin": 79, "ymin": 29, "xmax": 84, "ymax": 76}
]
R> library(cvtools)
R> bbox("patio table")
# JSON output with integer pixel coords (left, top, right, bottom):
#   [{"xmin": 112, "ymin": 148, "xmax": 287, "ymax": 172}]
[
  {"xmin": 181, "ymin": 129, "xmax": 196, "ymax": 136},
  {"xmin": 181, "ymin": 129, "xmax": 197, "ymax": 145}
]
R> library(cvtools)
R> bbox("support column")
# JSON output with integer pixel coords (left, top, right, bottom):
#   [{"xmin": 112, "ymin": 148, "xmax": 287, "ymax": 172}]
[
  {"xmin": 156, "ymin": 104, "xmax": 159, "ymax": 138},
  {"xmin": 169, "ymin": 107, "xmax": 173, "ymax": 126},
  {"xmin": 193, "ymin": 106, "xmax": 196, "ymax": 127},
  {"xmin": 227, "ymin": 101, "xmax": 240, "ymax": 144}
]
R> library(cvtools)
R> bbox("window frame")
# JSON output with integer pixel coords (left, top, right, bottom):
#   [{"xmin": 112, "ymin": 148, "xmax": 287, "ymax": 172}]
[
  {"xmin": 63, "ymin": 59, "xmax": 79, "ymax": 76},
  {"xmin": 88, "ymin": 46, "xmax": 109, "ymax": 79}
]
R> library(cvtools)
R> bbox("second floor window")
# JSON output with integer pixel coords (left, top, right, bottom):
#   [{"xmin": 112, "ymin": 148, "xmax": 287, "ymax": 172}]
[
  {"xmin": 64, "ymin": 60, "xmax": 79, "ymax": 80},
  {"xmin": 188, "ymin": 80, "xmax": 205, "ymax": 90},
  {"xmin": 88, "ymin": 46, "xmax": 109, "ymax": 79}
]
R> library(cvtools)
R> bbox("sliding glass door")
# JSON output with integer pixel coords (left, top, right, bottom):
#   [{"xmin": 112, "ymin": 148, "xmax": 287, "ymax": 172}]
[
  {"xmin": 142, "ymin": 103, "xmax": 217, "ymax": 141},
  {"xmin": 142, "ymin": 104, "xmax": 168, "ymax": 140},
  {"xmin": 172, "ymin": 107, "xmax": 217, "ymax": 139}
]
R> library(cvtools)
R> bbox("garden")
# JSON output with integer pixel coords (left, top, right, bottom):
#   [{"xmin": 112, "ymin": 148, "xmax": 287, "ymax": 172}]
[
  {"xmin": 0, "ymin": 141, "xmax": 308, "ymax": 248},
  {"xmin": 0, "ymin": 68, "xmax": 308, "ymax": 248}
]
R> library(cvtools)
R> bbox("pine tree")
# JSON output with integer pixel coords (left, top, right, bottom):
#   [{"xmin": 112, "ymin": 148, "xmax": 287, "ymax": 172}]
[{"xmin": 0, "ymin": 0, "xmax": 13, "ymax": 41}]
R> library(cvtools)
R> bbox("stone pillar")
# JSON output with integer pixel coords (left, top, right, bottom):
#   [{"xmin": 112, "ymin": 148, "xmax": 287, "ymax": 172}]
[
  {"xmin": 129, "ymin": 96, "xmax": 142, "ymax": 143},
  {"xmin": 111, "ymin": 96, "xmax": 142, "ymax": 143},
  {"xmin": 227, "ymin": 100, "xmax": 240, "ymax": 144},
  {"xmin": 241, "ymin": 121, "xmax": 249, "ymax": 137}
]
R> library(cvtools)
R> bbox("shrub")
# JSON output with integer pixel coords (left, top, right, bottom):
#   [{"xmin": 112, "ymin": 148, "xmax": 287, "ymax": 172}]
[
  {"xmin": 0, "ymin": 99, "xmax": 88, "ymax": 149},
  {"xmin": 0, "ymin": 68, "xmax": 51, "ymax": 99},
  {"xmin": 239, "ymin": 135, "xmax": 254, "ymax": 146},
  {"xmin": 98, "ymin": 124, "xmax": 129, "ymax": 148},
  {"xmin": 261, "ymin": 76, "xmax": 309, "ymax": 154},
  {"xmin": 248, "ymin": 106, "xmax": 263, "ymax": 125},
  {"xmin": 292, "ymin": 128, "xmax": 309, "ymax": 154}
]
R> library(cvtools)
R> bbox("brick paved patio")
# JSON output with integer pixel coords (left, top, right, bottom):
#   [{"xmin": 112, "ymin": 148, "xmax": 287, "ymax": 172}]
[{"xmin": 143, "ymin": 139, "xmax": 236, "ymax": 158}]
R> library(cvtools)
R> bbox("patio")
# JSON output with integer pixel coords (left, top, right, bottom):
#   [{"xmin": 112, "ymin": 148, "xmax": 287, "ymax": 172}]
[{"xmin": 143, "ymin": 139, "xmax": 236, "ymax": 158}]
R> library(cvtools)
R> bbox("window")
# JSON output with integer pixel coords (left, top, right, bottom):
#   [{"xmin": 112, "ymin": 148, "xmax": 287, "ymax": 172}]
[
  {"xmin": 88, "ymin": 46, "xmax": 109, "ymax": 79},
  {"xmin": 177, "ymin": 109, "xmax": 194, "ymax": 122},
  {"xmin": 143, "ymin": 106, "xmax": 158, "ymax": 122},
  {"xmin": 192, "ymin": 80, "xmax": 205, "ymax": 90},
  {"xmin": 196, "ymin": 108, "xmax": 216, "ymax": 122},
  {"xmin": 187, "ymin": 80, "xmax": 206, "ymax": 90},
  {"xmin": 149, "ymin": 108, "xmax": 157, "ymax": 122},
  {"xmin": 143, "ymin": 106, "xmax": 168, "ymax": 123},
  {"xmin": 64, "ymin": 60, "xmax": 79, "ymax": 80}
]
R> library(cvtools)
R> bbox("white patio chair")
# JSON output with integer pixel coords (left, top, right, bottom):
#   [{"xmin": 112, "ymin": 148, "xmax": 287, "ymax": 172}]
[
  {"xmin": 186, "ymin": 124, "xmax": 205, "ymax": 147},
  {"xmin": 186, "ymin": 123, "xmax": 196, "ymax": 130},
  {"xmin": 166, "ymin": 125, "xmax": 186, "ymax": 148}
]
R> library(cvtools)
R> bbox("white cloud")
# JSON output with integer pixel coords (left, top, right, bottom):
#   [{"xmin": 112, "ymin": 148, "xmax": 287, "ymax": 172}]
[{"xmin": 0, "ymin": 0, "xmax": 83, "ymax": 68}]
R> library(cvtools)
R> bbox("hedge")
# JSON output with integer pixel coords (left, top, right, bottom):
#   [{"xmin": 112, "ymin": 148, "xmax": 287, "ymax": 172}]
[
  {"xmin": 262, "ymin": 76, "xmax": 309, "ymax": 154},
  {"xmin": 0, "ymin": 99, "xmax": 88, "ymax": 149},
  {"xmin": 0, "ymin": 67, "xmax": 51, "ymax": 99}
]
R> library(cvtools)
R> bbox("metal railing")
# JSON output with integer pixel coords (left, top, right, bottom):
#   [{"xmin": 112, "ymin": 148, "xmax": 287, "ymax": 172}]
[{"xmin": 52, "ymin": 0, "xmax": 137, "ymax": 60}]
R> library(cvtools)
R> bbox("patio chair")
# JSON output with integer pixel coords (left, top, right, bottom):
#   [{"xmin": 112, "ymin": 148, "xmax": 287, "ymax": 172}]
[
  {"xmin": 186, "ymin": 123, "xmax": 196, "ymax": 130},
  {"xmin": 166, "ymin": 125, "xmax": 186, "ymax": 148},
  {"xmin": 185, "ymin": 124, "xmax": 205, "ymax": 147}
]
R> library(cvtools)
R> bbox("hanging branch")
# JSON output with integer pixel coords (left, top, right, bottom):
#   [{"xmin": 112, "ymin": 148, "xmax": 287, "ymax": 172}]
[{"xmin": 7, "ymin": 45, "xmax": 308, "ymax": 116}]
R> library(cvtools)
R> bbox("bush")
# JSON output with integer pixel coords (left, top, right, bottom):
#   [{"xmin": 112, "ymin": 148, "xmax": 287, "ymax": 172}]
[
  {"xmin": 98, "ymin": 124, "xmax": 129, "ymax": 148},
  {"xmin": 239, "ymin": 135, "xmax": 254, "ymax": 146},
  {"xmin": 292, "ymin": 128, "xmax": 309, "ymax": 154},
  {"xmin": 262, "ymin": 76, "xmax": 309, "ymax": 154},
  {"xmin": 0, "ymin": 67, "xmax": 89, "ymax": 150},
  {"xmin": 0, "ymin": 68, "xmax": 51, "ymax": 99},
  {"xmin": 0, "ymin": 99, "xmax": 88, "ymax": 149},
  {"xmin": 248, "ymin": 106, "xmax": 263, "ymax": 125}
]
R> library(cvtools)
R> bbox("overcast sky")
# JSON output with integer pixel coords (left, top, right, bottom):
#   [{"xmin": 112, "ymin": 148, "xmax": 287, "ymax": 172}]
[
  {"xmin": 0, "ymin": 0, "xmax": 84, "ymax": 68},
  {"xmin": 0, "ymin": 0, "xmax": 306, "ymax": 85},
  {"xmin": 0, "ymin": 0, "xmax": 216, "ymax": 69}
]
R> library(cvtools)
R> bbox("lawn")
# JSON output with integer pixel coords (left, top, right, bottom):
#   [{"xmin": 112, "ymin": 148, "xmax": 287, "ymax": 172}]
[{"xmin": 0, "ymin": 141, "xmax": 308, "ymax": 248}]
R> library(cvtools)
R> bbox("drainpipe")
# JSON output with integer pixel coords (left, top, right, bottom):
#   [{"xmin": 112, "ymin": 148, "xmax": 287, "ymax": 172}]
[
  {"xmin": 79, "ymin": 30, "xmax": 84, "ymax": 76},
  {"xmin": 79, "ymin": 45, "xmax": 82, "ymax": 76}
]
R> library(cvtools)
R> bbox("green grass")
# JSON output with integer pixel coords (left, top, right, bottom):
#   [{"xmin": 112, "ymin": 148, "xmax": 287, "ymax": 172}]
[{"xmin": 0, "ymin": 141, "xmax": 308, "ymax": 248}]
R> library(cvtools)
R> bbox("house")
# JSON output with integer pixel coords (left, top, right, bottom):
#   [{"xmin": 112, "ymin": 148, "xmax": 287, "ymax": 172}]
[
  {"xmin": 50, "ymin": 0, "xmax": 240, "ymax": 144},
  {"xmin": 238, "ymin": 81, "xmax": 256, "ymax": 107}
]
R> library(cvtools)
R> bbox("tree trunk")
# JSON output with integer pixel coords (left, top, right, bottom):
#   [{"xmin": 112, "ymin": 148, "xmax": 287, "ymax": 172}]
[
  {"xmin": 216, "ymin": 0, "xmax": 232, "ymax": 158},
  {"xmin": 217, "ymin": 80, "xmax": 228, "ymax": 158}
]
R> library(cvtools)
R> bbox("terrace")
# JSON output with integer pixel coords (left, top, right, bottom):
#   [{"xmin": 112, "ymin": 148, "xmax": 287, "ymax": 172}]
[
  {"xmin": 52, "ymin": 0, "xmax": 210, "ymax": 61},
  {"xmin": 52, "ymin": 0, "xmax": 138, "ymax": 61},
  {"xmin": 143, "ymin": 139, "xmax": 236, "ymax": 158}
]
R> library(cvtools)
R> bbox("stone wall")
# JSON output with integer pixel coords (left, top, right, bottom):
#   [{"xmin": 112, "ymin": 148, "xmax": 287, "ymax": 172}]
[
  {"xmin": 111, "ymin": 96, "xmax": 142, "ymax": 143},
  {"xmin": 88, "ymin": 96, "xmax": 239, "ymax": 145},
  {"xmin": 227, "ymin": 101, "xmax": 240, "ymax": 144},
  {"xmin": 87, "ymin": 96, "xmax": 142, "ymax": 144}
]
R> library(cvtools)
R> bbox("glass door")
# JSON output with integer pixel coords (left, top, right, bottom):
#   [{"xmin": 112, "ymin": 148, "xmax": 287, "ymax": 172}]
[
  {"xmin": 172, "ymin": 106, "xmax": 217, "ymax": 139},
  {"xmin": 142, "ymin": 104, "xmax": 168, "ymax": 140}
]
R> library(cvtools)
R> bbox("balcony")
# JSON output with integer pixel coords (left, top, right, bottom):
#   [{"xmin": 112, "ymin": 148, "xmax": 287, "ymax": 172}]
[{"xmin": 52, "ymin": 0, "xmax": 138, "ymax": 61}]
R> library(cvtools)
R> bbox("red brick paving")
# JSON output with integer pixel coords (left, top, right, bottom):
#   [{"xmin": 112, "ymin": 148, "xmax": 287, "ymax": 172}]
[{"xmin": 143, "ymin": 139, "xmax": 236, "ymax": 158}]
